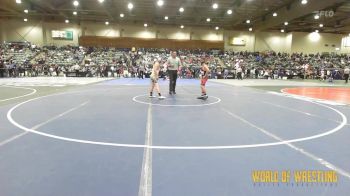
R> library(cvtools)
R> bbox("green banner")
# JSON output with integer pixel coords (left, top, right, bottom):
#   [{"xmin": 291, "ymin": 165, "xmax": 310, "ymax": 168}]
[{"xmin": 52, "ymin": 30, "xmax": 73, "ymax": 40}]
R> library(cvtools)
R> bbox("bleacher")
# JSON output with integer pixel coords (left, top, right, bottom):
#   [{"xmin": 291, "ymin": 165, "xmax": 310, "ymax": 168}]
[{"xmin": 0, "ymin": 44, "xmax": 349, "ymax": 80}]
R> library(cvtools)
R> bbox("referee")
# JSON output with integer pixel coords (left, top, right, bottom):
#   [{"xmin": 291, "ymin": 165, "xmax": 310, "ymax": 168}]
[{"xmin": 165, "ymin": 51, "xmax": 182, "ymax": 95}]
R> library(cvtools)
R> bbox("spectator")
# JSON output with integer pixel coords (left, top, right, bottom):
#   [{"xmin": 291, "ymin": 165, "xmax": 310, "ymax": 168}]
[
  {"xmin": 0, "ymin": 60, "xmax": 4, "ymax": 77},
  {"xmin": 344, "ymin": 66, "xmax": 350, "ymax": 84},
  {"xmin": 237, "ymin": 66, "xmax": 243, "ymax": 80}
]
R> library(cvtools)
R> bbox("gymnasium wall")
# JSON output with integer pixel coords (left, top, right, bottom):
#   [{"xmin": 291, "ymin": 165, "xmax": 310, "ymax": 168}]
[
  {"xmin": 341, "ymin": 36, "xmax": 350, "ymax": 53},
  {"xmin": 0, "ymin": 19, "xmax": 81, "ymax": 46},
  {"xmin": 291, "ymin": 32, "xmax": 343, "ymax": 54},
  {"xmin": 156, "ymin": 27, "xmax": 190, "ymax": 40},
  {"xmin": 0, "ymin": 19, "xmax": 44, "ymax": 45},
  {"xmin": 224, "ymin": 31, "xmax": 255, "ymax": 52},
  {"xmin": 224, "ymin": 31, "xmax": 292, "ymax": 53},
  {"xmin": 79, "ymin": 36, "xmax": 224, "ymax": 49},
  {"xmin": 254, "ymin": 32, "xmax": 293, "ymax": 53},
  {"xmin": 0, "ymin": 19, "xmax": 349, "ymax": 54},
  {"xmin": 43, "ymin": 22, "xmax": 81, "ymax": 46},
  {"xmin": 82, "ymin": 23, "xmax": 224, "ymax": 41}
]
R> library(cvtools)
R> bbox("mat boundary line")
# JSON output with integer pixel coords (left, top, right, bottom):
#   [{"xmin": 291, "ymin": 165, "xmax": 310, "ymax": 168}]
[{"xmin": 6, "ymin": 89, "xmax": 347, "ymax": 150}]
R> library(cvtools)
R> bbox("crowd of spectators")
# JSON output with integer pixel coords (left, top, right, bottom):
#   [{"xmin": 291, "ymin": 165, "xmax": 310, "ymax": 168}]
[{"xmin": 1, "ymin": 42, "xmax": 349, "ymax": 82}]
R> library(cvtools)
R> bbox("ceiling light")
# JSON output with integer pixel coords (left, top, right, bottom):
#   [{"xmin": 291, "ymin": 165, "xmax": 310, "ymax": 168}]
[
  {"xmin": 315, "ymin": 29, "xmax": 319, "ymax": 33},
  {"xmin": 105, "ymin": 21, "xmax": 109, "ymax": 25},
  {"xmin": 144, "ymin": 23, "xmax": 148, "ymax": 27},
  {"xmin": 319, "ymin": 24, "xmax": 324, "ymax": 28},
  {"xmin": 273, "ymin": 12, "xmax": 277, "ymax": 17},
  {"xmin": 24, "ymin": 9, "xmax": 28, "ymax": 13},
  {"xmin": 180, "ymin": 25, "xmax": 184, "ymax": 29},
  {"xmin": 246, "ymin": 19, "xmax": 251, "ymax": 24},
  {"xmin": 212, "ymin": 3, "xmax": 218, "ymax": 9},
  {"xmin": 249, "ymin": 27, "xmax": 253, "ymax": 31},
  {"xmin": 335, "ymin": 47, "xmax": 340, "ymax": 51},
  {"xmin": 73, "ymin": 1, "xmax": 79, "ymax": 7},
  {"xmin": 227, "ymin": 9, "xmax": 232, "ymax": 15},
  {"xmin": 206, "ymin": 18, "xmax": 211, "ymax": 22},
  {"xmin": 127, "ymin": 2, "xmax": 133, "ymax": 10},
  {"xmin": 120, "ymin": 13, "xmax": 124, "ymax": 18},
  {"xmin": 301, "ymin": 0, "xmax": 308, "ymax": 5},
  {"xmin": 65, "ymin": 19, "xmax": 69, "ymax": 23},
  {"xmin": 284, "ymin": 21, "xmax": 288, "ymax": 25},
  {"xmin": 179, "ymin": 7, "xmax": 184, "ymax": 12},
  {"xmin": 164, "ymin": 16, "xmax": 168, "ymax": 20},
  {"xmin": 314, "ymin": 15, "xmax": 320, "ymax": 20},
  {"xmin": 73, "ymin": 11, "xmax": 77, "ymax": 15},
  {"xmin": 16, "ymin": 0, "xmax": 21, "ymax": 4},
  {"xmin": 98, "ymin": 0, "xmax": 104, "ymax": 3},
  {"xmin": 215, "ymin": 26, "xmax": 219, "ymax": 30},
  {"xmin": 23, "ymin": 18, "xmax": 28, "ymax": 22},
  {"xmin": 157, "ymin": 0, "xmax": 164, "ymax": 7},
  {"xmin": 281, "ymin": 29, "xmax": 285, "ymax": 33}
]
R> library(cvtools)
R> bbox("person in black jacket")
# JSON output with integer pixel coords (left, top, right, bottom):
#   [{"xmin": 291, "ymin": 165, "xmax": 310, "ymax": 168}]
[
  {"xmin": 0, "ymin": 60, "xmax": 4, "ymax": 78},
  {"xmin": 254, "ymin": 68, "xmax": 259, "ymax": 79}
]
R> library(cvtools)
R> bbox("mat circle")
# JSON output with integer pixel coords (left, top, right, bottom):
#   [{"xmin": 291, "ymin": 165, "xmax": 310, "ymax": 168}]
[
  {"xmin": 6, "ymin": 89, "xmax": 348, "ymax": 150},
  {"xmin": 132, "ymin": 94, "xmax": 221, "ymax": 107}
]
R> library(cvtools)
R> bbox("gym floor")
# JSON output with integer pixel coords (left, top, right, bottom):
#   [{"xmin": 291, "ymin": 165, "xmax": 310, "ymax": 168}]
[{"xmin": 0, "ymin": 78, "xmax": 349, "ymax": 196}]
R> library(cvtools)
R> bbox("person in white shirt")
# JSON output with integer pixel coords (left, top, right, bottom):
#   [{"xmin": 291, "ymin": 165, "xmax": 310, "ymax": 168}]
[
  {"xmin": 344, "ymin": 66, "xmax": 350, "ymax": 84},
  {"xmin": 320, "ymin": 69, "xmax": 325, "ymax": 81},
  {"xmin": 237, "ymin": 66, "xmax": 243, "ymax": 80},
  {"xmin": 234, "ymin": 59, "xmax": 240, "ymax": 70}
]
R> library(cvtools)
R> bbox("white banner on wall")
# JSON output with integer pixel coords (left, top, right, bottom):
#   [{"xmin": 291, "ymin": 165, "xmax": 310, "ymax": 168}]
[
  {"xmin": 342, "ymin": 36, "xmax": 350, "ymax": 47},
  {"xmin": 52, "ymin": 30, "xmax": 73, "ymax": 40},
  {"xmin": 230, "ymin": 37, "xmax": 246, "ymax": 46}
]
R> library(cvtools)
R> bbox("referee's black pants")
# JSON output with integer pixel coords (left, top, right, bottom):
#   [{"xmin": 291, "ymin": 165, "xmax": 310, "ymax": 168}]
[
  {"xmin": 345, "ymin": 74, "xmax": 349, "ymax": 83},
  {"xmin": 168, "ymin": 70, "xmax": 178, "ymax": 93}
]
